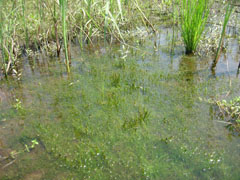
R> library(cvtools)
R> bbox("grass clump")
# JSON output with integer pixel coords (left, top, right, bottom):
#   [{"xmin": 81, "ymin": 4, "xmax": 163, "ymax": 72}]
[
  {"xmin": 180, "ymin": 0, "xmax": 210, "ymax": 54},
  {"xmin": 213, "ymin": 96, "xmax": 240, "ymax": 134},
  {"xmin": 0, "ymin": 0, "xmax": 20, "ymax": 77}
]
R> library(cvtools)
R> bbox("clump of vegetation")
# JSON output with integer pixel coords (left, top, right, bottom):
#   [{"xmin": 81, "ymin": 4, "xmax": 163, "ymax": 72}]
[
  {"xmin": 0, "ymin": 0, "xmax": 239, "ymax": 75},
  {"xmin": 180, "ymin": 0, "xmax": 210, "ymax": 54},
  {"xmin": 208, "ymin": 96, "xmax": 240, "ymax": 134},
  {"xmin": 122, "ymin": 106, "xmax": 150, "ymax": 130},
  {"xmin": 0, "ymin": 0, "xmax": 165, "ymax": 76}
]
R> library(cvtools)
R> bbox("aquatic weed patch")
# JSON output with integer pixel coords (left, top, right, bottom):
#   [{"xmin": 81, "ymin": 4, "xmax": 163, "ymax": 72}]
[
  {"xmin": 1, "ymin": 43, "xmax": 240, "ymax": 179},
  {"xmin": 14, "ymin": 54, "xmax": 229, "ymax": 179},
  {"xmin": 207, "ymin": 96, "xmax": 240, "ymax": 135}
]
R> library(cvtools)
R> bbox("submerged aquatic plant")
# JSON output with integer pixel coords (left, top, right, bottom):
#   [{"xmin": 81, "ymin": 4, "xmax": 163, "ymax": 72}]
[
  {"xmin": 122, "ymin": 106, "xmax": 150, "ymax": 130},
  {"xmin": 180, "ymin": 0, "xmax": 210, "ymax": 54}
]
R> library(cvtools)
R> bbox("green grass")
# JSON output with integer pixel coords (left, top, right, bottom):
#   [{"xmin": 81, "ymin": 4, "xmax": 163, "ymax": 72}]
[
  {"xmin": 0, "ymin": 0, "xmax": 238, "ymax": 75},
  {"xmin": 59, "ymin": 0, "xmax": 70, "ymax": 73},
  {"xmin": 22, "ymin": 0, "xmax": 29, "ymax": 48},
  {"xmin": 0, "ymin": 0, "xmax": 5, "ymax": 76},
  {"xmin": 212, "ymin": 3, "xmax": 234, "ymax": 69},
  {"xmin": 0, "ymin": 0, "xmax": 19, "ymax": 77},
  {"xmin": 180, "ymin": 0, "xmax": 210, "ymax": 54},
  {"xmin": 0, "ymin": 0, "xmax": 165, "ymax": 75}
]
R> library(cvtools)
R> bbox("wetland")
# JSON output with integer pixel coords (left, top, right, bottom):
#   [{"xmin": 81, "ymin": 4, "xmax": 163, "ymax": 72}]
[{"xmin": 0, "ymin": 0, "xmax": 240, "ymax": 179}]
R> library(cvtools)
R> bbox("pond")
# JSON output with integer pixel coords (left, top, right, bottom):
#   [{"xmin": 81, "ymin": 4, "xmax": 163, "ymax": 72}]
[{"xmin": 0, "ymin": 27, "xmax": 240, "ymax": 179}]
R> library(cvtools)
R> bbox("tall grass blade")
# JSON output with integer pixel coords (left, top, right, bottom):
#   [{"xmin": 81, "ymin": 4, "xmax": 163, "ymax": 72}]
[
  {"xmin": 22, "ymin": 0, "xmax": 29, "ymax": 48},
  {"xmin": 212, "ymin": 3, "xmax": 234, "ymax": 70},
  {"xmin": 170, "ymin": 0, "xmax": 178, "ymax": 55},
  {"xmin": 106, "ymin": 8, "xmax": 125, "ymax": 43},
  {"xmin": 0, "ymin": 0, "xmax": 5, "ymax": 76},
  {"xmin": 117, "ymin": 0, "xmax": 123, "ymax": 21},
  {"xmin": 53, "ymin": 0, "xmax": 61, "ymax": 57},
  {"xmin": 104, "ymin": 1, "xmax": 110, "ymax": 44},
  {"xmin": 86, "ymin": 0, "xmax": 93, "ymax": 42},
  {"xmin": 134, "ymin": 0, "xmax": 156, "ymax": 33},
  {"xmin": 59, "ymin": 0, "xmax": 70, "ymax": 73}
]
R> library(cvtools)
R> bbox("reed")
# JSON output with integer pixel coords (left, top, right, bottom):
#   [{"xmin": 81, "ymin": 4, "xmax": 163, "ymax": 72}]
[
  {"xmin": 103, "ymin": 1, "xmax": 110, "ymax": 44},
  {"xmin": 59, "ymin": 0, "xmax": 70, "ymax": 73},
  {"xmin": 54, "ymin": 1, "xmax": 61, "ymax": 57},
  {"xmin": 0, "ymin": 0, "xmax": 17, "ymax": 77},
  {"xmin": 117, "ymin": 0, "xmax": 123, "ymax": 21},
  {"xmin": 1, "ymin": 0, "xmax": 213, "ymax": 76},
  {"xmin": 212, "ymin": 3, "xmax": 234, "ymax": 70},
  {"xmin": 37, "ymin": 0, "xmax": 44, "ymax": 22},
  {"xmin": 36, "ymin": 0, "xmax": 43, "ymax": 40},
  {"xmin": 21, "ymin": 0, "xmax": 29, "ymax": 48},
  {"xmin": 0, "ymin": 0, "xmax": 6, "ymax": 76},
  {"xmin": 180, "ymin": 0, "xmax": 210, "ymax": 54},
  {"xmin": 170, "ymin": 0, "xmax": 179, "ymax": 55},
  {"xmin": 1, "ymin": 0, "xmax": 163, "ymax": 50},
  {"xmin": 134, "ymin": 0, "xmax": 156, "ymax": 33},
  {"xmin": 86, "ymin": 0, "xmax": 93, "ymax": 42}
]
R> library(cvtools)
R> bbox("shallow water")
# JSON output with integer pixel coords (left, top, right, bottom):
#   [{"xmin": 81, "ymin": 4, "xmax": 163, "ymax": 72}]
[{"xmin": 0, "ymin": 27, "xmax": 240, "ymax": 179}]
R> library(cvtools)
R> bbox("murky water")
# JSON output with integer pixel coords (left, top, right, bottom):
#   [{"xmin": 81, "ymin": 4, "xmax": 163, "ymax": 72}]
[{"xmin": 0, "ymin": 27, "xmax": 240, "ymax": 179}]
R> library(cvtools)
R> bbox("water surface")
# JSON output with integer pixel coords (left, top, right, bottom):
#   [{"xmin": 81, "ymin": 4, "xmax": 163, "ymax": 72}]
[{"xmin": 0, "ymin": 27, "xmax": 240, "ymax": 179}]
